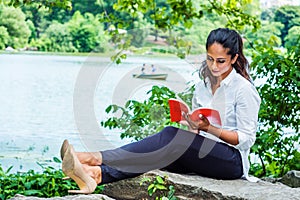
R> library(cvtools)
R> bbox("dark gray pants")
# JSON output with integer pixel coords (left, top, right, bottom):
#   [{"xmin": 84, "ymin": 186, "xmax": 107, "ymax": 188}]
[{"xmin": 100, "ymin": 126, "xmax": 242, "ymax": 184}]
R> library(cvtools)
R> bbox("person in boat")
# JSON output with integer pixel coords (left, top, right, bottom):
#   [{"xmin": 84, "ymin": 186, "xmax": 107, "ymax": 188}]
[
  {"xmin": 151, "ymin": 64, "xmax": 156, "ymax": 73},
  {"xmin": 61, "ymin": 27, "xmax": 261, "ymax": 194},
  {"xmin": 141, "ymin": 63, "xmax": 146, "ymax": 74}
]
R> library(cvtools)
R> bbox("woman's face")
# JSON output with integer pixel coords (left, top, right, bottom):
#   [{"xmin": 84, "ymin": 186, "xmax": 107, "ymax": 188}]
[{"xmin": 206, "ymin": 42, "xmax": 238, "ymax": 80}]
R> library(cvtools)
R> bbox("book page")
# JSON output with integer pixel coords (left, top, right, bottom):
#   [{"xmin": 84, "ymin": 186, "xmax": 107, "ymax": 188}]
[{"xmin": 168, "ymin": 98, "xmax": 190, "ymax": 122}]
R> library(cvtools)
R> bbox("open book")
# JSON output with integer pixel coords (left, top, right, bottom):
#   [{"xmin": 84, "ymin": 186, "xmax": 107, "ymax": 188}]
[{"xmin": 168, "ymin": 98, "xmax": 222, "ymax": 126}]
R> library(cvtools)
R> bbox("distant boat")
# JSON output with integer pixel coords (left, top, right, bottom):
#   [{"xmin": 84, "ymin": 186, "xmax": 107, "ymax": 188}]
[{"xmin": 132, "ymin": 73, "xmax": 168, "ymax": 80}]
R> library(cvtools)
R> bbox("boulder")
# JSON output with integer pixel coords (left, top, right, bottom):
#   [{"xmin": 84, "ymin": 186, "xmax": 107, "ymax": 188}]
[
  {"xmin": 280, "ymin": 170, "xmax": 300, "ymax": 188},
  {"xmin": 9, "ymin": 194, "xmax": 114, "ymax": 200},
  {"xmin": 101, "ymin": 170, "xmax": 300, "ymax": 200},
  {"xmin": 10, "ymin": 170, "xmax": 300, "ymax": 200}
]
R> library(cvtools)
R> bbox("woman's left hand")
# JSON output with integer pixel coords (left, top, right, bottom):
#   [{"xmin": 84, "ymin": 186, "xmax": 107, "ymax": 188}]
[{"xmin": 196, "ymin": 114, "xmax": 210, "ymax": 132}]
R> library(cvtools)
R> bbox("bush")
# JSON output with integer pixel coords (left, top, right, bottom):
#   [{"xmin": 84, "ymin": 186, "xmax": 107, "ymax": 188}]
[
  {"xmin": 250, "ymin": 39, "xmax": 300, "ymax": 177},
  {"xmin": 0, "ymin": 158, "xmax": 104, "ymax": 200}
]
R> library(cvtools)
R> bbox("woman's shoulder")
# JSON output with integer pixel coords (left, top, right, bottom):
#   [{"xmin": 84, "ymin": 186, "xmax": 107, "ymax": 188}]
[
  {"xmin": 232, "ymin": 73, "xmax": 255, "ymax": 88},
  {"xmin": 232, "ymin": 74, "xmax": 261, "ymax": 101}
]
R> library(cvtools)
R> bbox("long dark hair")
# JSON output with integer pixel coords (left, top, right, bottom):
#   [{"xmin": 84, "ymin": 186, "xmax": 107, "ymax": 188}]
[{"xmin": 200, "ymin": 28, "xmax": 251, "ymax": 86}]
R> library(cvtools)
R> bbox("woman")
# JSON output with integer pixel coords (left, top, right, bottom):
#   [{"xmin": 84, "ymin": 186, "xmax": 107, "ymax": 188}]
[{"xmin": 61, "ymin": 28, "xmax": 261, "ymax": 194}]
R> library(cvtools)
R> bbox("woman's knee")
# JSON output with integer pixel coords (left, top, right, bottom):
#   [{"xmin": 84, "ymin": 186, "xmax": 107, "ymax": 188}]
[
  {"xmin": 161, "ymin": 126, "xmax": 178, "ymax": 135},
  {"xmin": 158, "ymin": 126, "xmax": 179, "ymax": 140}
]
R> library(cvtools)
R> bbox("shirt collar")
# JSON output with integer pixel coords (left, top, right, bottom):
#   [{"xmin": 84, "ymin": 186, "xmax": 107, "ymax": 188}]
[{"xmin": 221, "ymin": 67, "xmax": 236, "ymax": 86}]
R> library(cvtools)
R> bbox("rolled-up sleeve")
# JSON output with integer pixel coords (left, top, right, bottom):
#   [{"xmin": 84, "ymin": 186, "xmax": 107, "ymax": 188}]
[{"xmin": 235, "ymin": 83, "xmax": 261, "ymax": 150}]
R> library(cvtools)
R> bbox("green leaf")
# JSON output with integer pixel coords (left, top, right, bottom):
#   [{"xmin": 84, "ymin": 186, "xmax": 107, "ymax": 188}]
[
  {"xmin": 156, "ymin": 176, "xmax": 164, "ymax": 184},
  {"xmin": 53, "ymin": 157, "xmax": 61, "ymax": 163},
  {"xmin": 5, "ymin": 166, "xmax": 13, "ymax": 174},
  {"xmin": 156, "ymin": 184, "xmax": 167, "ymax": 190},
  {"xmin": 23, "ymin": 190, "xmax": 41, "ymax": 195},
  {"xmin": 148, "ymin": 183, "xmax": 155, "ymax": 191}
]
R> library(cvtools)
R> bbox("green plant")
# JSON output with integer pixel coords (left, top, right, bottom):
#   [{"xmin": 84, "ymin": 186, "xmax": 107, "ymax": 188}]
[
  {"xmin": 0, "ymin": 158, "xmax": 104, "ymax": 200},
  {"xmin": 101, "ymin": 86, "xmax": 176, "ymax": 141},
  {"xmin": 250, "ymin": 36, "xmax": 300, "ymax": 177},
  {"xmin": 140, "ymin": 175, "xmax": 177, "ymax": 200},
  {"xmin": 101, "ymin": 85, "xmax": 194, "ymax": 141}
]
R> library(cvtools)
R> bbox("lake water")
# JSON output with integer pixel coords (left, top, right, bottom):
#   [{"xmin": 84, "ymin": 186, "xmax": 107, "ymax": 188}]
[{"xmin": 0, "ymin": 53, "xmax": 200, "ymax": 173}]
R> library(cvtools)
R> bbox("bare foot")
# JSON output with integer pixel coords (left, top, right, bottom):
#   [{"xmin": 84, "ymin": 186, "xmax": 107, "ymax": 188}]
[{"xmin": 76, "ymin": 152, "xmax": 102, "ymax": 166}]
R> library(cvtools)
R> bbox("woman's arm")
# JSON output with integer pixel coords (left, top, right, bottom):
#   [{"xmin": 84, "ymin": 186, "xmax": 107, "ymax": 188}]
[
  {"xmin": 183, "ymin": 113, "xmax": 239, "ymax": 145},
  {"xmin": 206, "ymin": 125, "xmax": 239, "ymax": 145}
]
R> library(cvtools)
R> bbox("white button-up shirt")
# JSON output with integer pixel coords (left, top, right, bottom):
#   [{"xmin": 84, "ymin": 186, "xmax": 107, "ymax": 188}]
[{"xmin": 192, "ymin": 68, "xmax": 261, "ymax": 180}]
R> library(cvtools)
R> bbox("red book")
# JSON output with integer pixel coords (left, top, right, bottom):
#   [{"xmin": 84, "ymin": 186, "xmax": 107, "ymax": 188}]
[{"xmin": 168, "ymin": 98, "xmax": 222, "ymax": 126}]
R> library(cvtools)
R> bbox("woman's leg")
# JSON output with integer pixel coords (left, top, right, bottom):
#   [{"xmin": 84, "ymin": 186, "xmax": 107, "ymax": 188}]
[
  {"xmin": 60, "ymin": 139, "xmax": 102, "ymax": 166},
  {"xmin": 101, "ymin": 126, "xmax": 195, "ymax": 172},
  {"xmin": 100, "ymin": 126, "xmax": 242, "ymax": 183},
  {"xmin": 76, "ymin": 152, "xmax": 102, "ymax": 166},
  {"xmin": 100, "ymin": 126, "xmax": 195, "ymax": 183},
  {"xmin": 164, "ymin": 134, "xmax": 243, "ymax": 179}
]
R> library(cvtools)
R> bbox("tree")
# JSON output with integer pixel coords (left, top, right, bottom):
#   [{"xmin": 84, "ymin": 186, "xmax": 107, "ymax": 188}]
[
  {"xmin": 21, "ymin": 5, "xmax": 50, "ymax": 39},
  {"xmin": 101, "ymin": 0, "xmax": 300, "ymax": 178},
  {"xmin": 67, "ymin": 11, "xmax": 109, "ymax": 52},
  {"xmin": 72, "ymin": 0, "xmax": 101, "ymax": 16},
  {"xmin": 250, "ymin": 38, "xmax": 300, "ymax": 177},
  {"xmin": 0, "ymin": 6, "xmax": 30, "ymax": 48},
  {"xmin": 2, "ymin": 0, "xmax": 72, "ymax": 10},
  {"xmin": 274, "ymin": 5, "xmax": 300, "ymax": 46},
  {"xmin": 284, "ymin": 26, "xmax": 300, "ymax": 48},
  {"xmin": 102, "ymin": 0, "xmax": 261, "ymax": 62},
  {"xmin": 0, "ymin": 26, "xmax": 9, "ymax": 49},
  {"xmin": 261, "ymin": 7, "xmax": 276, "ymax": 21},
  {"xmin": 40, "ymin": 21, "xmax": 76, "ymax": 52},
  {"xmin": 244, "ymin": 21, "xmax": 284, "ymax": 48}
]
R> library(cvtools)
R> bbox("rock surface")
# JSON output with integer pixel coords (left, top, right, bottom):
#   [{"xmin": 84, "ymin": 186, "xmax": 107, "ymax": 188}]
[
  {"xmin": 9, "ymin": 194, "xmax": 114, "ymax": 200},
  {"xmin": 102, "ymin": 170, "xmax": 300, "ymax": 200},
  {"xmin": 280, "ymin": 170, "xmax": 300, "ymax": 188},
  {"xmin": 10, "ymin": 170, "xmax": 300, "ymax": 200}
]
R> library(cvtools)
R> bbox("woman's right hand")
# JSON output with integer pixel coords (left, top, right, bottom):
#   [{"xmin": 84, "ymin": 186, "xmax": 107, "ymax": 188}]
[{"xmin": 179, "ymin": 113, "xmax": 199, "ymax": 134}]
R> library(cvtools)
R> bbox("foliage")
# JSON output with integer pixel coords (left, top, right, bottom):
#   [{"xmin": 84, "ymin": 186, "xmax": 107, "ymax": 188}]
[
  {"xmin": 104, "ymin": 0, "xmax": 261, "ymax": 62},
  {"xmin": 2, "ymin": 0, "xmax": 299, "ymax": 180},
  {"xmin": 67, "ymin": 11, "xmax": 107, "ymax": 52},
  {"xmin": 1, "ymin": 0, "xmax": 72, "ymax": 10},
  {"xmin": 21, "ymin": 4, "xmax": 59, "ymax": 40},
  {"xmin": 71, "ymin": 0, "xmax": 101, "ymax": 16},
  {"xmin": 29, "ymin": 11, "xmax": 110, "ymax": 53},
  {"xmin": 203, "ymin": 0, "xmax": 261, "ymax": 31},
  {"xmin": 0, "ymin": 158, "xmax": 104, "ymax": 200},
  {"xmin": 284, "ymin": 26, "xmax": 300, "ymax": 48},
  {"xmin": 101, "ymin": 85, "xmax": 194, "ymax": 141},
  {"xmin": 128, "ymin": 19, "xmax": 151, "ymax": 48},
  {"xmin": 250, "ymin": 37, "xmax": 300, "ymax": 177},
  {"xmin": 244, "ymin": 20, "xmax": 284, "ymax": 48},
  {"xmin": 140, "ymin": 175, "xmax": 177, "ymax": 200},
  {"xmin": 0, "ymin": 26, "xmax": 9, "ymax": 49},
  {"xmin": 0, "ymin": 5, "xmax": 30, "ymax": 49},
  {"xmin": 101, "ymin": 86, "xmax": 177, "ymax": 141},
  {"xmin": 273, "ymin": 5, "xmax": 300, "ymax": 46},
  {"xmin": 38, "ymin": 21, "xmax": 76, "ymax": 52}
]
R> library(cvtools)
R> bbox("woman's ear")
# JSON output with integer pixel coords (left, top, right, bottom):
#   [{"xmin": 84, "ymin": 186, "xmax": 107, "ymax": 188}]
[{"xmin": 231, "ymin": 54, "xmax": 239, "ymax": 64}]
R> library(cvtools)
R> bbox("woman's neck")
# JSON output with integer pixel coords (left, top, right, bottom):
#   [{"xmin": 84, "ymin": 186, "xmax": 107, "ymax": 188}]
[{"xmin": 211, "ymin": 81, "xmax": 220, "ymax": 95}]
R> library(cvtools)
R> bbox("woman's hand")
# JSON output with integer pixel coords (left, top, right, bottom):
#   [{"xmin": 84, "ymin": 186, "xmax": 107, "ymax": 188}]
[
  {"xmin": 180, "ymin": 112, "xmax": 210, "ymax": 133},
  {"xmin": 180, "ymin": 113, "xmax": 239, "ymax": 145},
  {"xmin": 196, "ymin": 114, "xmax": 210, "ymax": 132},
  {"xmin": 179, "ymin": 119, "xmax": 198, "ymax": 133}
]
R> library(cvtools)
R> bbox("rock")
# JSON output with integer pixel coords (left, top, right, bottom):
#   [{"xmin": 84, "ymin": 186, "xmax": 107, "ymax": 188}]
[
  {"xmin": 5, "ymin": 46, "xmax": 15, "ymax": 51},
  {"xmin": 10, "ymin": 194, "xmax": 114, "ymax": 200},
  {"xmin": 280, "ymin": 170, "xmax": 300, "ymax": 188},
  {"xmin": 9, "ymin": 170, "xmax": 300, "ymax": 200},
  {"xmin": 102, "ymin": 170, "xmax": 300, "ymax": 200}
]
